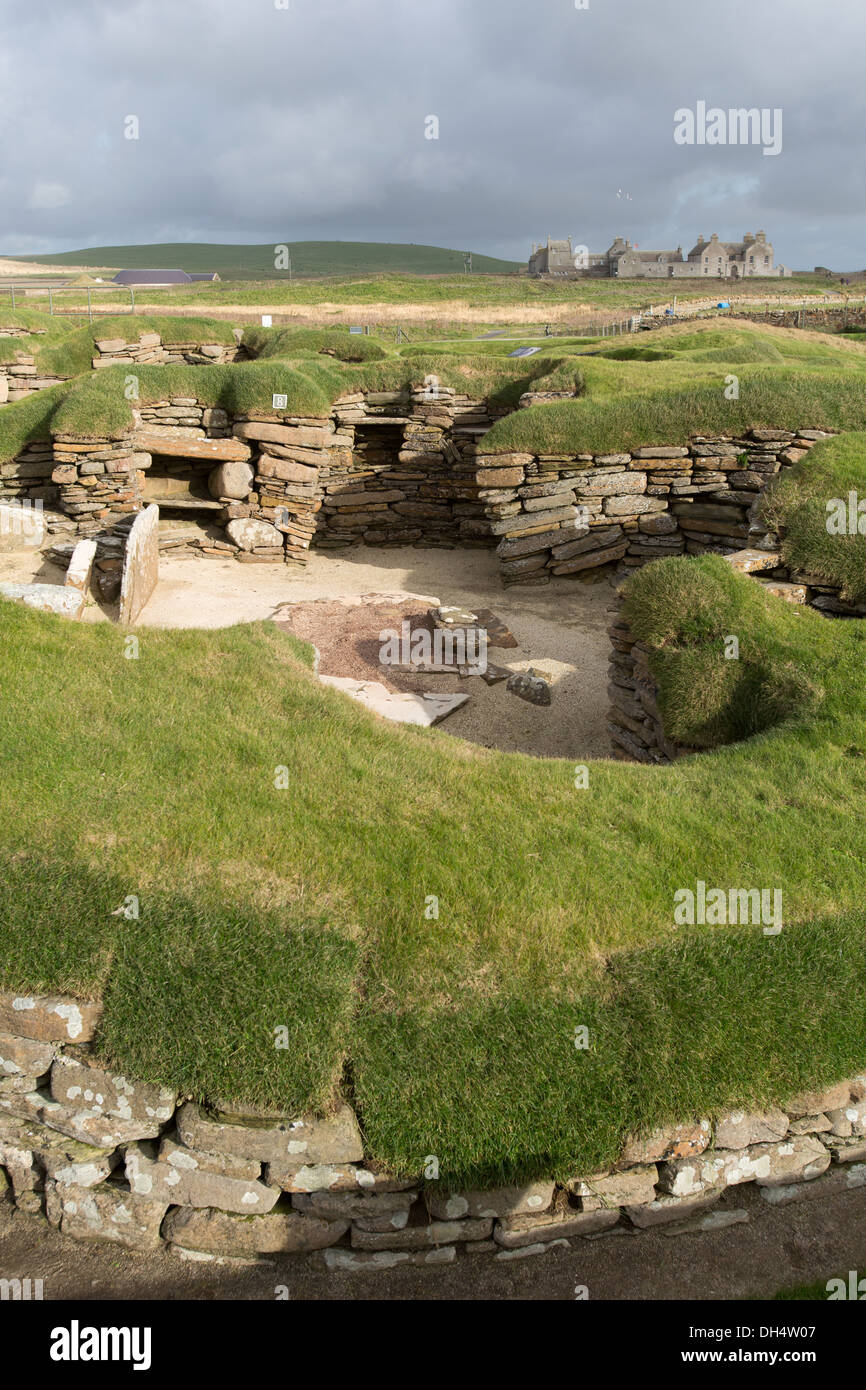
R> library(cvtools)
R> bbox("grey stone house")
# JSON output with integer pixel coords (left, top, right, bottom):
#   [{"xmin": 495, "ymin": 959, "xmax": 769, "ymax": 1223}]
[{"xmin": 528, "ymin": 231, "xmax": 791, "ymax": 279}]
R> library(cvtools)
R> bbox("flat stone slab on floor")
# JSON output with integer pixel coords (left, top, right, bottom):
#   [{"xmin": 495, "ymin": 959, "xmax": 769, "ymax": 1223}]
[
  {"xmin": 319, "ymin": 675, "xmax": 469, "ymax": 727},
  {"xmin": 0, "ymin": 582, "xmax": 84, "ymax": 620}
]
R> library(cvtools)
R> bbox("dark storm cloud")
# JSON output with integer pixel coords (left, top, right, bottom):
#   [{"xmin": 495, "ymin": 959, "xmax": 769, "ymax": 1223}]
[{"xmin": 1, "ymin": 0, "xmax": 863, "ymax": 267}]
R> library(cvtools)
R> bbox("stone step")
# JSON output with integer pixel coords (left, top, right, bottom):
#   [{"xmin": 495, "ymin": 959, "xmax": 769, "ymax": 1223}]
[
  {"xmin": 723, "ymin": 548, "xmax": 782, "ymax": 573},
  {"xmin": 757, "ymin": 580, "xmax": 808, "ymax": 604}
]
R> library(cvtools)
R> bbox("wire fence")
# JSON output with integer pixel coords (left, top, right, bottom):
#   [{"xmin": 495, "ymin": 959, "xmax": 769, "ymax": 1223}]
[{"xmin": 0, "ymin": 282, "xmax": 136, "ymax": 320}]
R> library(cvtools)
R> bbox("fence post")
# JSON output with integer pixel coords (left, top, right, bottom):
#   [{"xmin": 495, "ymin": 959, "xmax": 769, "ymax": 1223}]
[
  {"xmin": 87, "ymin": 289, "xmax": 92, "ymax": 323},
  {"xmin": 48, "ymin": 288, "xmax": 53, "ymax": 315},
  {"xmin": 10, "ymin": 286, "xmax": 15, "ymax": 310}
]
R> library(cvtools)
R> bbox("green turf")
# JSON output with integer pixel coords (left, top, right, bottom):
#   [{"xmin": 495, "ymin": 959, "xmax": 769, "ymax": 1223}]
[
  {"xmin": 6, "ymin": 318, "xmax": 866, "ymax": 464},
  {"xmin": 2, "ymin": 543, "xmax": 866, "ymax": 1184},
  {"xmin": 761, "ymin": 432, "xmax": 866, "ymax": 601}
]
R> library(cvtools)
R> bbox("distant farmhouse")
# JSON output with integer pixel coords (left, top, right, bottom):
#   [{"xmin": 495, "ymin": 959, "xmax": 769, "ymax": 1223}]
[
  {"xmin": 112, "ymin": 269, "xmax": 220, "ymax": 287},
  {"xmin": 528, "ymin": 232, "xmax": 791, "ymax": 280}
]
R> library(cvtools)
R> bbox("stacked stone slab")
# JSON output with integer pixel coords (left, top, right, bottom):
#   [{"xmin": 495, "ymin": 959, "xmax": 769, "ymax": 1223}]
[
  {"xmin": 233, "ymin": 416, "xmax": 341, "ymax": 562},
  {"xmin": 0, "ymin": 355, "xmax": 67, "ymax": 403},
  {"xmin": 318, "ymin": 389, "xmax": 498, "ymax": 550},
  {"xmin": 2, "ymin": 987, "xmax": 865, "ymax": 1264},
  {"xmin": 0, "ymin": 333, "xmax": 237, "ymax": 408},
  {"xmin": 33, "ymin": 404, "xmax": 845, "ymax": 589},
  {"xmin": 0, "ymin": 440, "xmax": 59, "ymax": 508},
  {"xmin": 607, "ymin": 619, "xmax": 693, "ymax": 764},
  {"xmin": 51, "ymin": 435, "xmax": 141, "ymax": 535},
  {"xmin": 91, "ymin": 331, "xmax": 237, "ymax": 370},
  {"xmin": 477, "ymin": 427, "xmax": 834, "ymax": 587}
]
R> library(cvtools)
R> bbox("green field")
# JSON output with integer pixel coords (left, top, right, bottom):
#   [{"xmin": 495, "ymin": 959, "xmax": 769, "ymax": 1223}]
[{"xmin": 2, "ymin": 318, "xmax": 866, "ymax": 1187}]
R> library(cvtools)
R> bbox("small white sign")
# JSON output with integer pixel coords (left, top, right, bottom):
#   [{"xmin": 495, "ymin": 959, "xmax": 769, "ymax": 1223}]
[
  {"xmin": 349, "ymin": 326, "xmax": 364, "ymax": 335},
  {"xmin": 261, "ymin": 314, "xmax": 273, "ymax": 327},
  {"xmin": 273, "ymin": 393, "xmax": 288, "ymax": 410}
]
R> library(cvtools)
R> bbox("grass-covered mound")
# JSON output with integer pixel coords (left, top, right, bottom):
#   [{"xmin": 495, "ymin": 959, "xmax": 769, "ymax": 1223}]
[
  {"xmin": 0, "ymin": 348, "xmax": 582, "ymax": 457},
  {"xmin": 2, "ymin": 554, "xmax": 866, "ymax": 1185},
  {"xmin": 241, "ymin": 325, "xmax": 390, "ymax": 363},
  {"xmin": 482, "ymin": 322, "xmax": 866, "ymax": 455},
  {"xmin": 0, "ymin": 313, "xmax": 236, "ymax": 381},
  {"xmin": 761, "ymin": 432, "xmax": 866, "ymax": 601},
  {"xmin": 623, "ymin": 554, "xmax": 824, "ymax": 746}
]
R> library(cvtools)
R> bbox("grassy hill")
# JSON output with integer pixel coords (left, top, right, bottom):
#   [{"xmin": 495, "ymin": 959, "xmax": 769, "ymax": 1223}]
[{"xmin": 3, "ymin": 241, "xmax": 522, "ymax": 280}]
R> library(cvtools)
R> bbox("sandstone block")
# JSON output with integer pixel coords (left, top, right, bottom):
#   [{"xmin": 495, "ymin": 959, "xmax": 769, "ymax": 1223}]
[
  {"xmin": 45, "ymin": 1179, "xmax": 167, "ymax": 1250},
  {"xmin": 660, "ymin": 1135, "xmax": 830, "ymax": 1197},
  {"xmin": 494, "ymin": 1206, "xmax": 619, "ymax": 1249},
  {"xmin": 118, "ymin": 504, "xmax": 159, "ymax": 626},
  {"xmin": 225, "ymin": 518, "xmax": 283, "ymax": 551},
  {"xmin": 50, "ymin": 1053, "xmax": 176, "ymax": 1126},
  {"xmin": 351, "ymin": 1218, "xmax": 492, "ymax": 1250},
  {"xmin": 125, "ymin": 1142, "xmax": 278, "ymax": 1214},
  {"xmin": 714, "ymin": 1109, "xmax": 789, "ymax": 1150},
  {"xmin": 0, "ymin": 1033, "xmax": 56, "ymax": 1079},
  {"xmin": 176, "ymin": 1101, "xmax": 364, "ymax": 1165},
  {"xmin": 293, "ymin": 1189, "xmax": 417, "ymax": 1223},
  {"xmin": 569, "ymin": 1164, "xmax": 658, "ymax": 1207},
  {"xmin": 428, "ymin": 1181, "xmax": 555, "ymax": 1222},
  {"xmin": 618, "ymin": 1121, "xmax": 711, "ymax": 1166},
  {"xmin": 208, "ymin": 461, "xmax": 254, "ymax": 501},
  {"xmin": 578, "ymin": 472, "xmax": 647, "ymax": 497},
  {"xmin": 163, "ymin": 1203, "xmax": 348, "ymax": 1256},
  {"xmin": 0, "ymin": 992, "xmax": 101, "ymax": 1043}
]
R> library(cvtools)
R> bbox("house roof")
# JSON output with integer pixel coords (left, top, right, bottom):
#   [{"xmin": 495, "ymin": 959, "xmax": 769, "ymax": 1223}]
[
  {"xmin": 112, "ymin": 269, "xmax": 193, "ymax": 285},
  {"xmin": 615, "ymin": 249, "xmax": 682, "ymax": 263}
]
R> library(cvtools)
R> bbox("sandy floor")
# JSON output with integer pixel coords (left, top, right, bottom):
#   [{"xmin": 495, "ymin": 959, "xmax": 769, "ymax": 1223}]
[{"xmin": 1, "ymin": 543, "xmax": 615, "ymax": 760}]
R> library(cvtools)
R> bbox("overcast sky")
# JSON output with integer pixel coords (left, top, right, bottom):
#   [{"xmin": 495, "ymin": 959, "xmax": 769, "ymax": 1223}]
[{"xmin": 1, "ymin": 0, "xmax": 863, "ymax": 268}]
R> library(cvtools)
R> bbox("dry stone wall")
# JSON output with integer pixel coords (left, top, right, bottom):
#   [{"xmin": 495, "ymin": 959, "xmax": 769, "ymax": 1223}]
[
  {"xmin": 32, "ymin": 402, "xmax": 854, "ymax": 610},
  {"xmin": 0, "ymin": 329, "xmax": 238, "ymax": 407},
  {"xmin": 318, "ymin": 387, "xmax": 500, "ymax": 550},
  {"xmin": 2, "ymin": 988, "xmax": 865, "ymax": 1266},
  {"xmin": 475, "ymin": 427, "xmax": 835, "ymax": 587},
  {"xmin": 0, "ymin": 357, "xmax": 66, "ymax": 404},
  {"xmin": 90, "ymin": 330, "xmax": 238, "ymax": 370}
]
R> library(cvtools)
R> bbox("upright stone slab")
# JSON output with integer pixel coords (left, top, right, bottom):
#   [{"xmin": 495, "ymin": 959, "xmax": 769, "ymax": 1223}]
[{"xmin": 118, "ymin": 503, "xmax": 159, "ymax": 625}]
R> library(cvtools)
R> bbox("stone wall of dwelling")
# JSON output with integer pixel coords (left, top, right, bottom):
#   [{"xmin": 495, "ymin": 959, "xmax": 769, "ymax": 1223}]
[
  {"xmin": 46, "ymin": 386, "xmax": 507, "ymax": 566},
  {"xmin": 0, "ymin": 441, "xmax": 59, "ymax": 507},
  {"xmin": 317, "ymin": 387, "xmax": 500, "ymax": 550},
  {"xmin": 0, "ymin": 330, "xmax": 239, "ymax": 406},
  {"xmin": 2, "ymin": 988, "xmax": 865, "ymax": 1266},
  {"xmin": 477, "ymin": 428, "xmax": 834, "ymax": 587},
  {"xmin": 607, "ymin": 507, "xmax": 866, "ymax": 767},
  {"xmin": 90, "ymin": 329, "xmax": 240, "ymax": 370},
  {"xmin": 0, "ymin": 356, "xmax": 66, "ymax": 404},
  {"xmin": 607, "ymin": 620, "xmax": 695, "ymax": 765},
  {"xmin": 41, "ymin": 411, "xmax": 855, "ymax": 593}
]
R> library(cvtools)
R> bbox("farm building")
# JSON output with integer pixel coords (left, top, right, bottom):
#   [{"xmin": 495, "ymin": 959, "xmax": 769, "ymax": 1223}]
[{"xmin": 112, "ymin": 269, "xmax": 220, "ymax": 286}]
